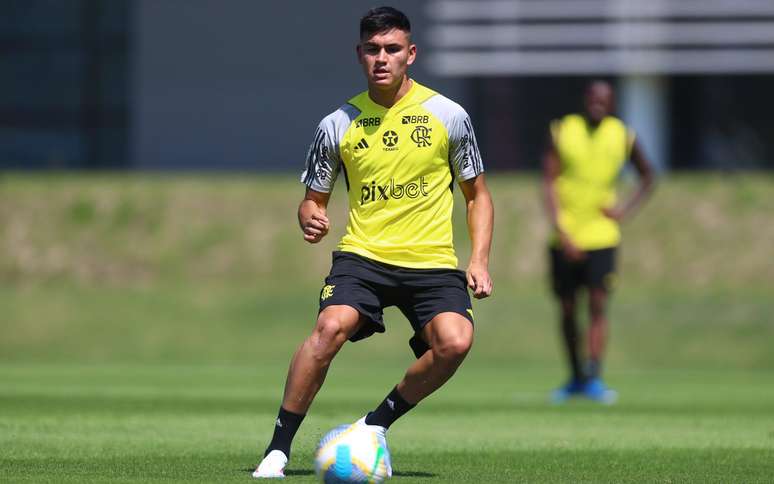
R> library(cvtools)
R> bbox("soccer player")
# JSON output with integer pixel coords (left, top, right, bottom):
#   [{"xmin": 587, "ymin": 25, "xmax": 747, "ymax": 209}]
[
  {"xmin": 543, "ymin": 80, "xmax": 654, "ymax": 404},
  {"xmin": 253, "ymin": 7, "xmax": 493, "ymax": 478}
]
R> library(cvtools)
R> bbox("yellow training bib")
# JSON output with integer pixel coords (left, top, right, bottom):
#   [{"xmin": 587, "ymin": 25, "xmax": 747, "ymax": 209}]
[{"xmin": 551, "ymin": 114, "xmax": 634, "ymax": 250}]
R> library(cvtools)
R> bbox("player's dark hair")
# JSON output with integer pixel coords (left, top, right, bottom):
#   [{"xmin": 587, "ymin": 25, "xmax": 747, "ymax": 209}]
[
  {"xmin": 585, "ymin": 79, "xmax": 614, "ymax": 93},
  {"xmin": 360, "ymin": 6, "xmax": 411, "ymax": 40}
]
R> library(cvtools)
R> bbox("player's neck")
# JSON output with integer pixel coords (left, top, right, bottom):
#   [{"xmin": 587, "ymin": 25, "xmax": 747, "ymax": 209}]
[
  {"xmin": 367, "ymin": 77, "xmax": 413, "ymax": 108},
  {"xmin": 584, "ymin": 113, "xmax": 604, "ymax": 128}
]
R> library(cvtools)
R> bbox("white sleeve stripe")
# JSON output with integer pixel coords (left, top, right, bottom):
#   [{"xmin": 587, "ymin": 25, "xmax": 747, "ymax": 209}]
[
  {"xmin": 463, "ymin": 117, "xmax": 484, "ymax": 175},
  {"xmin": 303, "ymin": 128, "xmax": 326, "ymax": 187}
]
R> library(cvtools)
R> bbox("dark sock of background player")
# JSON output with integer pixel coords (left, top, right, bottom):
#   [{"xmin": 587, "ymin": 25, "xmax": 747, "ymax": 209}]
[
  {"xmin": 559, "ymin": 296, "xmax": 585, "ymax": 382},
  {"xmin": 561, "ymin": 313, "xmax": 585, "ymax": 383}
]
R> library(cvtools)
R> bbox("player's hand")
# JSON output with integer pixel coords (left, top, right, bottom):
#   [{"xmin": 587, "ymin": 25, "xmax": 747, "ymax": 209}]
[
  {"xmin": 301, "ymin": 213, "xmax": 330, "ymax": 243},
  {"xmin": 559, "ymin": 233, "xmax": 586, "ymax": 262},
  {"xmin": 601, "ymin": 206, "xmax": 625, "ymax": 222},
  {"xmin": 466, "ymin": 261, "xmax": 493, "ymax": 299}
]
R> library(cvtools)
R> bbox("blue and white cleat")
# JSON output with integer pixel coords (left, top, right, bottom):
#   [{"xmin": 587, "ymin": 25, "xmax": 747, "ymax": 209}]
[
  {"xmin": 583, "ymin": 378, "xmax": 618, "ymax": 405},
  {"xmin": 551, "ymin": 379, "xmax": 586, "ymax": 404}
]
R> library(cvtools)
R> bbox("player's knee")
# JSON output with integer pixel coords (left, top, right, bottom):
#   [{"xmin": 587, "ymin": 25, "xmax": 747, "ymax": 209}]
[
  {"xmin": 589, "ymin": 289, "xmax": 608, "ymax": 315},
  {"xmin": 434, "ymin": 333, "xmax": 473, "ymax": 362},
  {"xmin": 589, "ymin": 302, "xmax": 607, "ymax": 323},
  {"xmin": 561, "ymin": 313, "xmax": 577, "ymax": 329},
  {"xmin": 589, "ymin": 300, "xmax": 607, "ymax": 320},
  {"xmin": 560, "ymin": 299, "xmax": 576, "ymax": 318},
  {"xmin": 310, "ymin": 316, "xmax": 349, "ymax": 359}
]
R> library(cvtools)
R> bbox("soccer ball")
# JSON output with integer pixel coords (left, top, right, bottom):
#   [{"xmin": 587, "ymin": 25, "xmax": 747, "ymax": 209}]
[{"xmin": 314, "ymin": 423, "xmax": 391, "ymax": 483}]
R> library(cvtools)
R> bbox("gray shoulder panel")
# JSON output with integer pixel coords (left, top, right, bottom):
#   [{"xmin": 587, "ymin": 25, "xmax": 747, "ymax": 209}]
[
  {"xmin": 422, "ymin": 94, "xmax": 484, "ymax": 182},
  {"xmin": 300, "ymin": 104, "xmax": 360, "ymax": 193}
]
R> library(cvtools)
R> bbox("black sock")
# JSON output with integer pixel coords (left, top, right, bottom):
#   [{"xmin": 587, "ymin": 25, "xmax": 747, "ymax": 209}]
[
  {"xmin": 264, "ymin": 407, "xmax": 305, "ymax": 458},
  {"xmin": 365, "ymin": 387, "xmax": 415, "ymax": 429},
  {"xmin": 561, "ymin": 314, "xmax": 585, "ymax": 382},
  {"xmin": 587, "ymin": 359, "xmax": 601, "ymax": 379}
]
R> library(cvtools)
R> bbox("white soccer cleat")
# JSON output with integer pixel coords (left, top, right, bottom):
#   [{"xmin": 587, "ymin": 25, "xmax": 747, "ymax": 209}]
[
  {"xmin": 355, "ymin": 416, "xmax": 392, "ymax": 478},
  {"xmin": 252, "ymin": 450, "xmax": 288, "ymax": 479}
]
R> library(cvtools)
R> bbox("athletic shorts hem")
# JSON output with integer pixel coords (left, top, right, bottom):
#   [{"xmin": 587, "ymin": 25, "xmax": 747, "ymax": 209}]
[
  {"xmin": 316, "ymin": 251, "xmax": 473, "ymax": 345},
  {"xmin": 317, "ymin": 301, "xmax": 385, "ymax": 342}
]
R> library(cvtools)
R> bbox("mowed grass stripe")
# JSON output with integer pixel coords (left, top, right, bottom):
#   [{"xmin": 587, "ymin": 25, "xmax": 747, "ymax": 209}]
[{"xmin": 2, "ymin": 365, "xmax": 773, "ymax": 482}]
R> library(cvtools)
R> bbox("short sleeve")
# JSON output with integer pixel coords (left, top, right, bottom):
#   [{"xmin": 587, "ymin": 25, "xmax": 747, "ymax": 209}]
[
  {"xmin": 549, "ymin": 119, "xmax": 562, "ymax": 146},
  {"xmin": 626, "ymin": 128, "xmax": 637, "ymax": 158},
  {"xmin": 300, "ymin": 121, "xmax": 341, "ymax": 193},
  {"xmin": 448, "ymin": 111, "xmax": 484, "ymax": 182}
]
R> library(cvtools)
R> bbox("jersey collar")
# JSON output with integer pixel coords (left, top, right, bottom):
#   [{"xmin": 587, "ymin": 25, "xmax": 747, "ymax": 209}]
[{"xmin": 362, "ymin": 79, "xmax": 419, "ymax": 112}]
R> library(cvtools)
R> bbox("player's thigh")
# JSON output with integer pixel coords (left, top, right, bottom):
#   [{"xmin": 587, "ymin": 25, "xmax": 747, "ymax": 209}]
[
  {"xmin": 585, "ymin": 247, "xmax": 617, "ymax": 293},
  {"xmin": 588, "ymin": 288, "xmax": 609, "ymax": 318},
  {"xmin": 318, "ymin": 268, "xmax": 386, "ymax": 342},
  {"xmin": 315, "ymin": 305, "xmax": 368, "ymax": 340},
  {"xmin": 409, "ymin": 272, "xmax": 474, "ymax": 343},
  {"xmin": 549, "ymin": 246, "xmax": 582, "ymax": 299}
]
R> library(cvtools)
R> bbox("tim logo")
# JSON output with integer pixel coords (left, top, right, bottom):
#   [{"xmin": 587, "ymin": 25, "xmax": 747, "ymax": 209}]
[
  {"xmin": 360, "ymin": 177, "xmax": 430, "ymax": 205},
  {"xmin": 382, "ymin": 130, "xmax": 399, "ymax": 150},
  {"xmin": 356, "ymin": 117, "xmax": 381, "ymax": 128},
  {"xmin": 411, "ymin": 126, "xmax": 432, "ymax": 147}
]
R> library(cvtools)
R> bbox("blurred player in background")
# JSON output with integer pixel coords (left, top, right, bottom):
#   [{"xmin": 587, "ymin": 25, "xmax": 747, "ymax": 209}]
[
  {"xmin": 543, "ymin": 80, "xmax": 654, "ymax": 404},
  {"xmin": 254, "ymin": 6, "xmax": 493, "ymax": 478}
]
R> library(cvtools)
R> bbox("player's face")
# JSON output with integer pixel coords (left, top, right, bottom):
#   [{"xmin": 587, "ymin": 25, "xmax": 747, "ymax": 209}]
[
  {"xmin": 357, "ymin": 29, "xmax": 416, "ymax": 89},
  {"xmin": 584, "ymin": 83, "xmax": 614, "ymax": 124}
]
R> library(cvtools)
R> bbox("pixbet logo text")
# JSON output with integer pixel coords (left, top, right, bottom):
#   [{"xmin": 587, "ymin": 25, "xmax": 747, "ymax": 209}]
[{"xmin": 360, "ymin": 177, "xmax": 430, "ymax": 205}]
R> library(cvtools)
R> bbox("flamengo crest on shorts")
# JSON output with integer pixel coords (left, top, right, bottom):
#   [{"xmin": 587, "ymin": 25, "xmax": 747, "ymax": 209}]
[{"xmin": 320, "ymin": 284, "xmax": 335, "ymax": 301}]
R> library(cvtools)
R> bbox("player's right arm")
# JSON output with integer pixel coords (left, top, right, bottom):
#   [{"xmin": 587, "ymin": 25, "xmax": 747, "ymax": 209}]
[
  {"xmin": 299, "ymin": 110, "xmax": 350, "ymax": 244},
  {"xmin": 542, "ymin": 130, "xmax": 585, "ymax": 261},
  {"xmin": 298, "ymin": 189, "xmax": 330, "ymax": 244}
]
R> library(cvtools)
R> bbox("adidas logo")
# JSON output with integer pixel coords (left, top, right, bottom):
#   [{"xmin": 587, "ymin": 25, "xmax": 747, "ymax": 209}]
[
  {"xmin": 386, "ymin": 398, "xmax": 395, "ymax": 411},
  {"xmin": 275, "ymin": 418, "xmax": 283, "ymax": 428},
  {"xmin": 354, "ymin": 138, "xmax": 369, "ymax": 150}
]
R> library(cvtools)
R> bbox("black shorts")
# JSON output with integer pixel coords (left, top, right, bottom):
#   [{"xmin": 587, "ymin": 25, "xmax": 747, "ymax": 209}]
[
  {"xmin": 318, "ymin": 251, "xmax": 474, "ymax": 357},
  {"xmin": 549, "ymin": 246, "xmax": 617, "ymax": 298}
]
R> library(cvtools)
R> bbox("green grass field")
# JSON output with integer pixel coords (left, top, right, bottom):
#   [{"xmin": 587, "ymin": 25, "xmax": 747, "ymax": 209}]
[
  {"xmin": 1, "ymin": 174, "xmax": 773, "ymax": 482},
  {"xmin": 2, "ymin": 364, "xmax": 773, "ymax": 483}
]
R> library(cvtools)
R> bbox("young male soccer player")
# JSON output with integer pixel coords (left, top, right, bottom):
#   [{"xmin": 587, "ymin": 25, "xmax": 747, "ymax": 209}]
[
  {"xmin": 543, "ymin": 80, "xmax": 654, "ymax": 404},
  {"xmin": 253, "ymin": 6, "xmax": 493, "ymax": 478}
]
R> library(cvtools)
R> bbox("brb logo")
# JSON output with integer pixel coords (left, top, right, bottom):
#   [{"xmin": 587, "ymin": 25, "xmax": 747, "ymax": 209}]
[{"xmin": 360, "ymin": 177, "xmax": 430, "ymax": 205}]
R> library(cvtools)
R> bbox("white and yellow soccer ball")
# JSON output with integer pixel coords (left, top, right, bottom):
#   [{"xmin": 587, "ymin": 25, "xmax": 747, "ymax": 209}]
[{"xmin": 314, "ymin": 423, "xmax": 391, "ymax": 483}]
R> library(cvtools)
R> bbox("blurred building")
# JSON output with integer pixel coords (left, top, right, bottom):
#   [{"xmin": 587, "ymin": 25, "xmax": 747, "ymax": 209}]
[
  {"xmin": 2, "ymin": 0, "xmax": 774, "ymax": 171},
  {"xmin": 427, "ymin": 0, "xmax": 774, "ymax": 171},
  {"xmin": 0, "ymin": 0, "xmax": 130, "ymax": 169}
]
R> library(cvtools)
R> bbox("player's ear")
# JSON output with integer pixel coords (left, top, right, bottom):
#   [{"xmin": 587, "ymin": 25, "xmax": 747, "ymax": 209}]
[
  {"xmin": 406, "ymin": 43, "xmax": 416, "ymax": 66},
  {"xmin": 356, "ymin": 44, "xmax": 363, "ymax": 64}
]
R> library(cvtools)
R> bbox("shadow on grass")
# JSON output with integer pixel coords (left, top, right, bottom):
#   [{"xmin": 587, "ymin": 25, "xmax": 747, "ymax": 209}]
[
  {"xmin": 240, "ymin": 468, "xmax": 435, "ymax": 478},
  {"xmin": 285, "ymin": 469, "xmax": 315, "ymax": 476},
  {"xmin": 393, "ymin": 470, "xmax": 436, "ymax": 478},
  {"xmin": 240, "ymin": 468, "xmax": 315, "ymax": 476}
]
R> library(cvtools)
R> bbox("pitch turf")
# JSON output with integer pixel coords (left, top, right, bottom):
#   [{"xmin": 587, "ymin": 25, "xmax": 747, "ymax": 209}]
[
  {"xmin": 2, "ymin": 362, "xmax": 772, "ymax": 483},
  {"xmin": 2, "ymin": 174, "xmax": 773, "ymax": 482}
]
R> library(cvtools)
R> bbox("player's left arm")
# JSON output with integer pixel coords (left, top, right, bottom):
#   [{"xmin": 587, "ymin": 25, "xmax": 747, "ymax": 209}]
[
  {"xmin": 459, "ymin": 174, "xmax": 494, "ymax": 299},
  {"xmin": 604, "ymin": 139, "xmax": 656, "ymax": 221}
]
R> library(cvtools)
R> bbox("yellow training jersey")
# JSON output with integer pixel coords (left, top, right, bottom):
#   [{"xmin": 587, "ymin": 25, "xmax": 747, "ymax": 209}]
[
  {"xmin": 301, "ymin": 80, "xmax": 484, "ymax": 269},
  {"xmin": 551, "ymin": 114, "xmax": 635, "ymax": 250}
]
